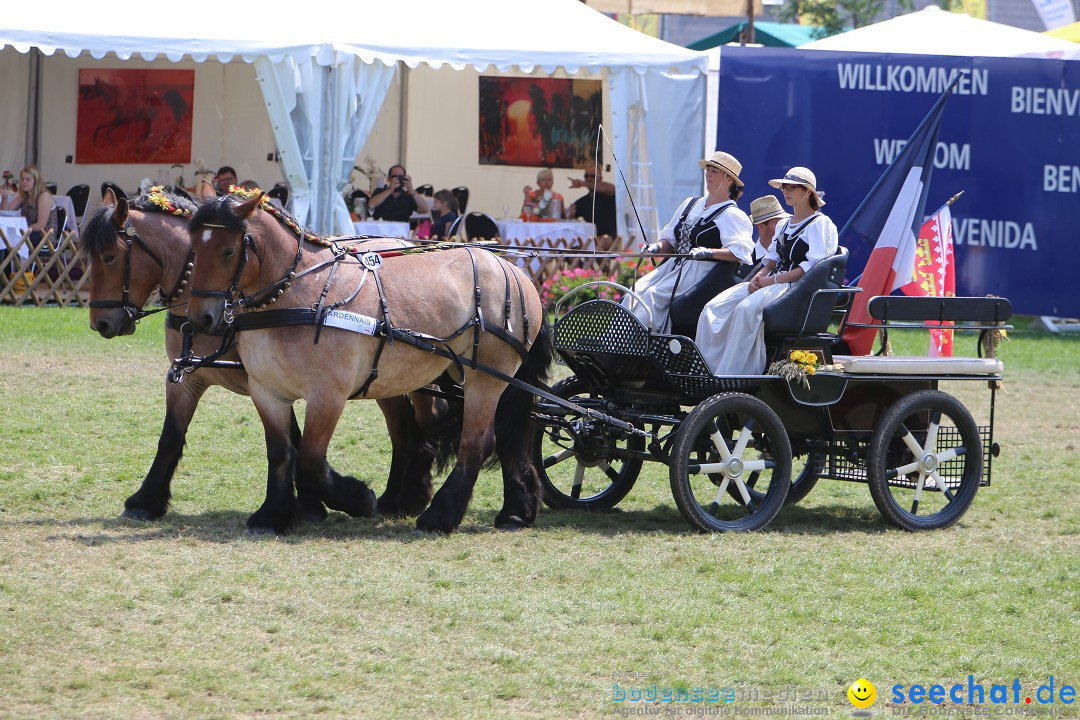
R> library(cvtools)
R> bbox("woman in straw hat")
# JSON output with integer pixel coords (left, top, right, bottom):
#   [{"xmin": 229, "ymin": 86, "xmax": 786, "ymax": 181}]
[
  {"xmin": 695, "ymin": 166, "xmax": 838, "ymax": 376},
  {"xmin": 622, "ymin": 151, "xmax": 753, "ymax": 333}
]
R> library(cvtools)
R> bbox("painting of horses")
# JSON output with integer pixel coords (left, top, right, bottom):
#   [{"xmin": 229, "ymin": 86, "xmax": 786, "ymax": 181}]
[
  {"xmin": 479, "ymin": 77, "xmax": 601, "ymax": 169},
  {"xmin": 76, "ymin": 69, "xmax": 194, "ymax": 164}
]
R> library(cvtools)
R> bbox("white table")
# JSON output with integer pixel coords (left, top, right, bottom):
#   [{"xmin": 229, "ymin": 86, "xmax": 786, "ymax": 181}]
[
  {"xmin": 352, "ymin": 220, "xmax": 410, "ymax": 238},
  {"xmin": 496, "ymin": 219, "xmax": 596, "ymax": 274},
  {"xmin": 0, "ymin": 215, "xmax": 30, "ymax": 260}
]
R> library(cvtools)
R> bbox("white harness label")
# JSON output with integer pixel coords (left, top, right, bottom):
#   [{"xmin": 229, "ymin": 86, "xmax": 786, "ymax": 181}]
[{"xmin": 322, "ymin": 309, "xmax": 378, "ymax": 336}]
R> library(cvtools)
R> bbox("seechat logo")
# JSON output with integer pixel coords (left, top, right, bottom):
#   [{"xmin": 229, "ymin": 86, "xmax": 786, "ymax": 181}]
[
  {"xmin": 891, "ymin": 676, "xmax": 1076, "ymax": 706},
  {"xmin": 848, "ymin": 678, "xmax": 876, "ymax": 716}
]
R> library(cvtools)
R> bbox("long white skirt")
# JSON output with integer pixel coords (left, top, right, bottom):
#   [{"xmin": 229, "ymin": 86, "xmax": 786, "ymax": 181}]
[
  {"xmin": 695, "ymin": 282, "xmax": 791, "ymax": 375},
  {"xmin": 622, "ymin": 259, "xmax": 714, "ymax": 333}
]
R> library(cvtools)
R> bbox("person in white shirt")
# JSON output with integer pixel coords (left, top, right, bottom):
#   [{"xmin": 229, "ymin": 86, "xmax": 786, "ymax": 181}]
[
  {"xmin": 623, "ymin": 151, "xmax": 753, "ymax": 334},
  {"xmin": 695, "ymin": 167, "xmax": 839, "ymax": 375}
]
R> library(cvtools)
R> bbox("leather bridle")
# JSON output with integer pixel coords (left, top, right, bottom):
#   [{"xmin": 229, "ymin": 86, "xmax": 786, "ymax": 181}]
[{"xmin": 88, "ymin": 220, "xmax": 193, "ymax": 324}]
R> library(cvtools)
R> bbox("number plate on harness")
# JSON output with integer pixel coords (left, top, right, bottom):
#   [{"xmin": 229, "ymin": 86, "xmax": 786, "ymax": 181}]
[{"xmin": 322, "ymin": 309, "xmax": 378, "ymax": 336}]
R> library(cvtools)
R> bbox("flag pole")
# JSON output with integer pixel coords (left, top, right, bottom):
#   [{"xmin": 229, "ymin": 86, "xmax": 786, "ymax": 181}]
[{"xmin": 837, "ymin": 74, "xmax": 962, "ymax": 239}]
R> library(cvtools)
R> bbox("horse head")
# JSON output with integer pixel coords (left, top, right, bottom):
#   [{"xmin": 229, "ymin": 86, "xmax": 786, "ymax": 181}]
[
  {"xmin": 80, "ymin": 186, "xmax": 197, "ymax": 338},
  {"xmin": 187, "ymin": 192, "xmax": 271, "ymax": 335}
]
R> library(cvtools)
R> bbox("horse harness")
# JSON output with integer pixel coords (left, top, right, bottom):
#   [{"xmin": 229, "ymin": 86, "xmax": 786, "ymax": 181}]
[
  {"xmin": 88, "ymin": 219, "xmax": 194, "ymax": 324},
  {"xmin": 189, "ymin": 231, "xmax": 533, "ymax": 399}
]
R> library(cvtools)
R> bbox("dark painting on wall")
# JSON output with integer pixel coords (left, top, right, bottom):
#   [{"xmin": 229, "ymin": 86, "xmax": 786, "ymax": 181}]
[
  {"xmin": 76, "ymin": 69, "xmax": 194, "ymax": 164},
  {"xmin": 479, "ymin": 77, "xmax": 602, "ymax": 169}
]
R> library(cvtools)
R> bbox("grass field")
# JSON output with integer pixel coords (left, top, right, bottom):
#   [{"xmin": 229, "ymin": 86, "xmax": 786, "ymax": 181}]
[{"xmin": 1, "ymin": 307, "xmax": 1078, "ymax": 719}]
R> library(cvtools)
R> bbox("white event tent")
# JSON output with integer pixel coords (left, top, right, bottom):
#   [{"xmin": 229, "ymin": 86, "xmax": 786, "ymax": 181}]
[
  {"xmin": 799, "ymin": 6, "xmax": 1080, "ymax": 59},
  {"xmin": 0, "ymin": 0, "xmax": 707, "ymax": 236}
]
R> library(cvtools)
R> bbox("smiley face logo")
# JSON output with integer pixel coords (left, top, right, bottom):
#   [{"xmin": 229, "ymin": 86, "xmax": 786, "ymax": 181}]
[{"xmin": 848, "ymin": 678, "xmax": 876, "ymax": 709}]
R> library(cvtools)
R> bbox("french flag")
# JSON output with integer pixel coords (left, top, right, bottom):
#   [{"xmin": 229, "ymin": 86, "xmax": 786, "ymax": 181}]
[{"xmin": 840, "ymin": 82, "xmax": 955, "ymax": 356}]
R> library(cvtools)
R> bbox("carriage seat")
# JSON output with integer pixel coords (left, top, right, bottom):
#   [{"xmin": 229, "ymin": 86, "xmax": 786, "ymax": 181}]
[
  {"xmin": 762, "ymin": 246, "xmax": 849, "ymax": 336},
  {"xmin": 832, "ymin": 355, "xmax": 1004, "ymax": 375}
]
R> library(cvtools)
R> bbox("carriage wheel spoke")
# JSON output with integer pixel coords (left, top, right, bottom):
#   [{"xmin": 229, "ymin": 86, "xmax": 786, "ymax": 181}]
[
  {"xmin": 543, "ymin": 447, "xmax": 575, "ymax": 469},
  {"xmin": 731, "ymin": 418, "xmax": 757, "ymax": 458},
  {"xmin": 900, "ymin": 425, "xmax": 926, "ymax": 457},
  {"xmin": 571, "ymin": 461, "xmax": 586, "ymax": 499},
  {"xmin": 931, "ymin": 471, "xmax": 954, "ymax": 502},
  {"xmin": 603, "ymin": 463, "xmax": 621, "ymax": 482},
  {"xmin": 731, "ymin": 477, "xmax": 754, "ymax": 508},
  {"xmin": 709, "ymin": 476, "xmax": 732, "ymax": 513},
  {"xmin": 709, "ymin": 428, "xmax": 733, "ymax": 461},
  {"xmin": 911, "ymin": 471, "xmax": 929, "ymax": 513}
]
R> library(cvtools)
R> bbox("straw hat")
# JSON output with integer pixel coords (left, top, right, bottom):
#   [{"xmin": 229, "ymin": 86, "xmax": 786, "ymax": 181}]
[
  {"xmin": 768, "ymin": 166, "xmax": 825, "ymax": 206},
  {"xmin": 748, "ymin": 195, "xmax": 791, "ymax": 224},
  {"xmin": 698, "ymin": 151, "xmax": 744, "ymax": 187}
]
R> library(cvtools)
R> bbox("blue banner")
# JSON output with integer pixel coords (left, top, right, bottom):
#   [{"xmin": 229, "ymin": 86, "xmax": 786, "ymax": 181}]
[{"xmin": 716, "ymin": 47, "xmax": 1080, "ymax": 316}]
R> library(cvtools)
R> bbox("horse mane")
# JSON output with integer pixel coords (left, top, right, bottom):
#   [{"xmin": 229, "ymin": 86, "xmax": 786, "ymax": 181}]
[
  {"xmin": 79, "ymin": 204, "xmax": 120, "ymax": 258},
  {"xmin": 79, "ymin": 188, "xmax": 198, "ymax": 258},
  {"xmin": 130, "ymin": 188, "xmax": 198, "ymax": 217},
  {"xmin": 189, "ymin": 190, "xmax": 324, "ymax": 245},
  {"xmin": 189, "ymin": 196, "xmax": 246, "ymax": 233}
]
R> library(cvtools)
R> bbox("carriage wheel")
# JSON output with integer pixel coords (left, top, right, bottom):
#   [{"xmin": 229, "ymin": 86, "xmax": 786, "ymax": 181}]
[
  {"xmin": 532, "ymin": 377, "xmax": 644, "ymax": 511},
  {"xmin": 724, "ymin": 451, "xmax": 821, "ymax": 507},
  {"xmin": 670, "ymin": 393, "xmax": 791, "ymax": 532},
  {"xmin": 868, "ymin": 390, "xmax": 982, "ymax": 531}
]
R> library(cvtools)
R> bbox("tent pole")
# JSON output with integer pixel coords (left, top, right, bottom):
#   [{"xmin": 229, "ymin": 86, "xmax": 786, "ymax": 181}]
[
  {"xmin": 746, "ymin": 0, "xmax": 756, "ymax": 45},
  {"xmin": 398, "ymin": 63, "xmax": 409, "ymax": 168},
  {"xmin": 25, "ymin": 48, "xmax": 42, "ymax": 166}
]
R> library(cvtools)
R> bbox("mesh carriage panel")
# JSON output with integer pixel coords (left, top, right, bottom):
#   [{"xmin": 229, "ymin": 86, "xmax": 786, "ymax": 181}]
[
  {"xmin": 554, "ymin": 300, "xmax": 651, "ymax": 356},
  {"xmin": 822, "ymin": 425, "xmax": 993, "ymax": 487}
]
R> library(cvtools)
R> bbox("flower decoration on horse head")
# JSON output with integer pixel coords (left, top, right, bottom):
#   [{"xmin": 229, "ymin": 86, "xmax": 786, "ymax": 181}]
[
  {"xmin": 147, "ymin": 185, "xmax": 193, "ymax": 218},
  {"xmin": 227, "ymin": 185, "xmax": 321, "ymax": 245}
]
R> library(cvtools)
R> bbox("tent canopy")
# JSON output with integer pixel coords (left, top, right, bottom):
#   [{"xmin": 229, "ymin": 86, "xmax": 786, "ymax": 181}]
[
  {"xmin": 1, "ymin": 0, "xmax": 707, "ymax": 235},
  {"xmin": 799, "ymin": 6, "xmax": 1080, "ymax": 59},
  {"xmin": 688, "ymin": 21, "xmax": 824, "ymax": 49},
  {"xmin": 1045, "ymin": 20, "xmax": 1080, "ymax": 42}
]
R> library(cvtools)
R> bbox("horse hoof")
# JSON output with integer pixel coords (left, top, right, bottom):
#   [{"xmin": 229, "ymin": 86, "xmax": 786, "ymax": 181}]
[
  {"xmin": 121, "ymin": 507, "xmax": 158, "ymax": 521},
  {"xmin": 376, "ymin": 495, "xmax": 400, "ymax": 517},
  {"xmin": 299, "ymin": 511, "xmax": 327, "ymax": 524},
  {"xmin": 495, "ymin": 516, "xmax": 529, "ymax": 532},
  {"xmin": 245, "ymin": 525, "xmax": 279, "ymax": 536}
]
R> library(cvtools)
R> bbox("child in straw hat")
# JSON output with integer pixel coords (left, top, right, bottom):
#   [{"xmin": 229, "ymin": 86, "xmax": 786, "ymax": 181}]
[{"xmin": 695, "ymin": 166, "xmax": 838, "ymax": 376}]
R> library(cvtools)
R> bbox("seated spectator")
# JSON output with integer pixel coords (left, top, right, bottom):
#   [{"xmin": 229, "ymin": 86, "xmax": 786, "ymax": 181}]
[
  {"xmin": 567, "ymin": 163, "xmax": 616, "ymax": 239},
  {"xmin": 369, "ymin": 164, "xmax": 431, "ymax": 222},
  {"xmin": 520, "ymin": 168, "xmax": 564, "ymax": 220},
  {"xmin": 215, "ymin": 166, "xmax": 238, "ymax": 196},
  {"xmin": 430, "ymin": 189, "xmax": 460, "ymax": 241},
  {"xmin": 1, "ymin": 164, "xmax": 58, "ymax": 240}
]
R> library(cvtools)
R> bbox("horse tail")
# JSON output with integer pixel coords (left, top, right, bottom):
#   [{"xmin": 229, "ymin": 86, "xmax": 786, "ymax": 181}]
[
  {"xmin": 427, "ymin": 372, "xmax": 464, "ymax": 475},
  {"xmin": 484, "ymin": 315, "xmax": 555, "ymax": 471}
]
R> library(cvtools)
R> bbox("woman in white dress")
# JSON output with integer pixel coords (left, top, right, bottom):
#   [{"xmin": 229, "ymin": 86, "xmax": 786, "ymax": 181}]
[
  {"xmin": 695, "ymin": 166, "xmax": 838, "ymax": 375},
  {"xmin": 623, "ymin": 151, "xmax": 753, "ymax": 333}
]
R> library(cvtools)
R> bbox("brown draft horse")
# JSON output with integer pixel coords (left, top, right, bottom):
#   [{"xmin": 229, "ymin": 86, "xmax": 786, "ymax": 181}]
[
  {"xmin": 185, "ymin": 192, "xmax": 552, "ymax": 534},
  {"xmin": 80, "ymin": 186, "xmax": 446, "ymax": 533}
]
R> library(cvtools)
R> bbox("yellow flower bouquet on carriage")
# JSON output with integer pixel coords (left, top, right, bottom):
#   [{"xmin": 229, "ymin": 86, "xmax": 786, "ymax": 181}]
[{"xmin": 767, "ymin": 349, "xmax": 821, "ymax": 388}]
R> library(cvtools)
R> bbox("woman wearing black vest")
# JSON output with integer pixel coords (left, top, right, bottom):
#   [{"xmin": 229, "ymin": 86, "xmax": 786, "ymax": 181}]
[
  {"xmin": 696, "ymin": 166, "xmax": 839, "ymax": 375},
  {"xmin": 623, "ymin": 151, "xmax": 753, "ymax": 333}
]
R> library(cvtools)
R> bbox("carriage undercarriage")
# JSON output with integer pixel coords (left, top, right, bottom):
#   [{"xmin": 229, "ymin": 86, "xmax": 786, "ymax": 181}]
[{"xmin": 531, "ymin": 295, "xmax": 1007, "ymax": 533}]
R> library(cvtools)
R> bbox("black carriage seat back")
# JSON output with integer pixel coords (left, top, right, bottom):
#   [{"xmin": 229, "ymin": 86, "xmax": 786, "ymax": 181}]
[
  {"xmin": 762, "ymin": 246, "xmax": 849, "ymax": 336},
  {"xmin": 668, "ymin": 261, "xmax": 739, "ymax": 340},
  {"xmin": 866, "ymin": 295, "xmax": 1012, "ymax": 324}
]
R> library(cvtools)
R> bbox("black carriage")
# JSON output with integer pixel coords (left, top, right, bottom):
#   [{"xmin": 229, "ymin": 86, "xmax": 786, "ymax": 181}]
[{"xmin": 531, "ymin": 249, "xmax": 1011, "ymax": 532}]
